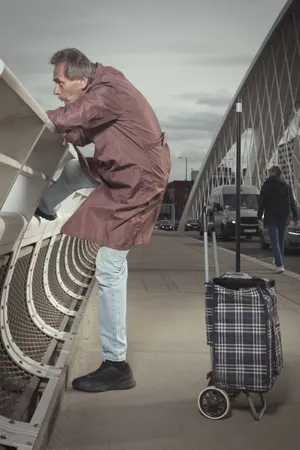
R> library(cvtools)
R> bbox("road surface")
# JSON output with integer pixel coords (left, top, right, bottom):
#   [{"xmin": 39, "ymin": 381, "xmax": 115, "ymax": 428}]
[{"xmin": 186, "ymin": 231, "xmax": 300, "ymax": 275}]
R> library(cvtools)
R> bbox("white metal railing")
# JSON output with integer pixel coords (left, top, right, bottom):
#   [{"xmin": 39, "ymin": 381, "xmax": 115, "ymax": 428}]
[{"xmin": 0, "ymin": 59, "xmax": 97, "ymax": 449}]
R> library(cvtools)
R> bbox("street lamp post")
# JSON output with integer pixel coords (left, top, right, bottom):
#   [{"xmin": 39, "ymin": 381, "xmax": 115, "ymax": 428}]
[
  {"xmin": 236, "ymin": 99, "xmax": 242, "ymax": 272},
  {"xmin": 179, "ymin": 157, "xmax": 188, "ymax": 218}
]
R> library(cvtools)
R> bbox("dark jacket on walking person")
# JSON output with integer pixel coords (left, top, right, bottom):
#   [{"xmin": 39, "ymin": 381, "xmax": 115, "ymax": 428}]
[{"xmin": 257, "ymin": 173, "xmax": 298, "ymax": 224}]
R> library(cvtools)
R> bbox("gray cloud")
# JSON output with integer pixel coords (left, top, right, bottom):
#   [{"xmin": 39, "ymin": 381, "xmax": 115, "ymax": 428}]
[
  {"xmin": 196, "ymin": 90, "xmax": 232, "ymax": 108},
  {"xmin": 165, "ymin": 129, "xmax": 212, "ymax": 142},
  {"xmin": 162, "ymin": 110, "xmax": 222, "ymax": 134},
  {"xmin": 0, "ymin": 0, "xmax": 287, "ymax": 182},
  {"xmin": 180, "ymin": 148, "xmax": 209, "ymax": 164},
  {"xmin": 160, "ymin": 110, "xmax": 223, "ymax": 168},
  {"xmin": 178, "ymin": 89, "xmax": 233, "ymax": 108},
  {"xmin": 192, "ymin": 54, "xmax": 254, "ymax": 67}
]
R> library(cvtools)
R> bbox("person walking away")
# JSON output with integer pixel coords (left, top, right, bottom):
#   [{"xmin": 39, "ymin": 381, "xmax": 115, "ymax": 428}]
[
  {"xmin": 35, "ymin": 48, "xmax": 171, "ymax": 393},
  {"xmin": 257, "ymin": 165, "xmax": 298, "ymax": 273}
]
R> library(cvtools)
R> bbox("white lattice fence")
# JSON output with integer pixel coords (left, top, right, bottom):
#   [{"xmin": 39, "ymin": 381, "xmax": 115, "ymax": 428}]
[
  {"xmin": 179, "ymin": 0, "xmax": 300, "ymax": 230},
  {"xmin": 0, "ymin": 59, "xmax": 97, "ymax": 449}
]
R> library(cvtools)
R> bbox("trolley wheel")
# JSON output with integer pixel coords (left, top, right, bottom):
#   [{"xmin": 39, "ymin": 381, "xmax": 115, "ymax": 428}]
[{"xmin": 198, "ymin": 387, "xmax": 230, "ymax": 420}]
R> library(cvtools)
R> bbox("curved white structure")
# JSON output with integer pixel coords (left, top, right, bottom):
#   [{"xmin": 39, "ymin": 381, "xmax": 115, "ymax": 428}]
[
  {"xmin": 179, "ymin": 0, "xmax": 300, "ymax": 231},
  {"xmin": 0, "ymin": 59, "xmax": 97, "ymax": 448}
]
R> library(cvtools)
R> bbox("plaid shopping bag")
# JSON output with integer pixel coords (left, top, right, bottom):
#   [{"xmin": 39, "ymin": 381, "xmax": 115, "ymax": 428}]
[{"xmin": 205, "ymin": 272, "xmax": 283, "ymax": 392}]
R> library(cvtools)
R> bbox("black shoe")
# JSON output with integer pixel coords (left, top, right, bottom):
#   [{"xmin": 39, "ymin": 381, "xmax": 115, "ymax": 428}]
[
  {"xmin": 72, "ymin": 360, "xmax": 136, "ymax": 393},
  {"xmin": 35, "ymin": 207, "xmax": 57, "ymax": 221}
]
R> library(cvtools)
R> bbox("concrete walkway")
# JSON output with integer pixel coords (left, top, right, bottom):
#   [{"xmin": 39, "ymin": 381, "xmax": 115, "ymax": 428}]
[{"xmin": 48, "ymin": 232, "xmax": 300, "ymax": 450}]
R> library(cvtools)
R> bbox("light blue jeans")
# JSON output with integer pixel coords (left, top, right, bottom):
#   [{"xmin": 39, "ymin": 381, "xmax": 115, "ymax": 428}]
[{"xmin": 38, "ymin": 159, "xmax": 129, "ymax": 362}]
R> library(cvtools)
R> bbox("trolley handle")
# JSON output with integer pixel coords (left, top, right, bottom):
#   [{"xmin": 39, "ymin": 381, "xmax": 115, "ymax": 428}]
[
  {"xmin": 202, "ymin": 206, "xmax": 214, "ymax": 233},
  {"xmin": 203, "ymin": 205, "xmax": 220, "ymax": 280}
]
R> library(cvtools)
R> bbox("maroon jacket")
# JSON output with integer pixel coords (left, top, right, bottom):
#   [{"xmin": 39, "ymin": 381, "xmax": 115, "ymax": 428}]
[{"xmin": 47, "ymin": 63, "xmax": 171, "ymax": 250}]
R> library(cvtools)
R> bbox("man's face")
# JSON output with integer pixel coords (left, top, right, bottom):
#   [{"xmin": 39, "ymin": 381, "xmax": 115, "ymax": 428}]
[{"xmin": 53, "ymin": 62, "xmax": 88, "ymax": 104}]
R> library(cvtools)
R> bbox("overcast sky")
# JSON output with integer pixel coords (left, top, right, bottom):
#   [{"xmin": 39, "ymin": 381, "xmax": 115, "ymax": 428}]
[{"xmin": 0, "ymin": 0, "xmax": 287, "ymax": 180}]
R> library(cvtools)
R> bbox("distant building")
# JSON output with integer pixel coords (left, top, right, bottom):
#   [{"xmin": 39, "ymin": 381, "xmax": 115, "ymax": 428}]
[
  {"xmin": 157, "ymin": 203, "xmax": 173, "ymax": 221},
  {"xmin": 162, "ymin": 180, "xmax": 194, "ymax": 220},
  {"xmin": 212, "ymin": 165, "xmax": 247, "ymax": 186},
  {"xmin": 277, "ymin": 139, "xmax": 297, "ymax": 185},
  {"xmin": 159, "ymin": 167, "xmax": 249, "ymax": 222},
  {"xmin": 276, "ymin": 137, "xmax": 300, "ymax": 203},
  {"xmin": 191, "ymin": 170, "xmax": 199, "ymax": 182}
]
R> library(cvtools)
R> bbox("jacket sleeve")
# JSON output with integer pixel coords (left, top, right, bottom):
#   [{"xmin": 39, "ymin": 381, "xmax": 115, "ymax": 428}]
[
  {"xmin": 63, "ymin": 127, "xmax": 92, "ymax": 147},
  {"xmin": 257, "ymin": 185, "xmax": 265, "ymax": 220},
  {"xmin": 289, "ymin": 186, "xmax": 298, "ymax": 221},
  {"xmin": 46, "ymin": 87, "xmax": 121, "ymax": 132}
]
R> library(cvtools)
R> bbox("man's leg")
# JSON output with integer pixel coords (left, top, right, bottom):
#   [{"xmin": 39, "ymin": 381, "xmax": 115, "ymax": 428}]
[
  {"xmin": 278, "ymin": 218, "xmax": 287, "ymax": 266},
  {"xmin": 37, "ymin": 159, "xmax": 99, "ymax": 220},
  {"xmin": 97, "ymin": 247, "xmax": 128, "ymax": 362},
  {"xmin": 72, "ymin": 246, "xmax": 136, "ymax": 393},
  {"xmin": 268, "ymin": 221, "xmax": 284, "ymax": 270}
]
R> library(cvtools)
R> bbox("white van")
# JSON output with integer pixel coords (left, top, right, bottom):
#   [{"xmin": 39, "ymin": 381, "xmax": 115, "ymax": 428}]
[{"xmin": 206, "ymin": 185, "xmax": 260, "ymax": 240}]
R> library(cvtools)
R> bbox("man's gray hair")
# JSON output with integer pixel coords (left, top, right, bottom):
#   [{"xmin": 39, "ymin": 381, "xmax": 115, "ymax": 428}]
[{"xmin": 50, "ymin": 48, "xmax": 96, "ymax": 84}]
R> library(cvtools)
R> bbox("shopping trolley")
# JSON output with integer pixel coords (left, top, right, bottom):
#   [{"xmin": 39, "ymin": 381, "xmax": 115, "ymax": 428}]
[{"xmin": 197, "ymin": 206, "xmax": 283, "ymax": 420}]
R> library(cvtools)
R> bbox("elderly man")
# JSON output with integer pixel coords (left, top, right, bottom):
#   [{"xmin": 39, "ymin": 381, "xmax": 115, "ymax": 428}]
[{"xmin": 36, "ymin": 48, "xmax": 171, "ymax": 393}]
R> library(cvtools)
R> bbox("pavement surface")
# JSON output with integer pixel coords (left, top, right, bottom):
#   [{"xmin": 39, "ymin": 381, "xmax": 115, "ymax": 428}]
[{"xmin": 48, "ymin": 231, "xmax": 300, "ymax": 450}]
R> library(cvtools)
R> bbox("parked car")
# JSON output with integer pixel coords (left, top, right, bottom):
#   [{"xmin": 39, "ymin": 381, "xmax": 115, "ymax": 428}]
[
  {"xmin": 159, "ymin": 220, "xmax": 174, "ymax": 231},
  {"xmin": 185, "ymin": 219, "xmax": 200, "ymax": 231},
  {"xmin": 259, "ymin": 208, "xmax": 300, "ymax": 252}
]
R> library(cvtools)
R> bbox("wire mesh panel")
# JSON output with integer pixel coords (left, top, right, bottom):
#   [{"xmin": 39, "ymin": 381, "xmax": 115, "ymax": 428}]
[
  {"xmin": 48, "ymin": 237, "xmax": 79, "ymax": 309},
  {"xmin": 59, "ymin": 237, "xmax": 86, "ymax": 295},
  {"xmin": 83, "ymin": 240, "xmax": 97, "ymax": 261},
  {"xmin": 73, "ymin": 238, "xmax": 94, "ymax": 276},
  {"xmin": 0, "ymin": 254, "xmax": 32, "ymax": 418},
  {"xmin": 0, "ymin": 254, "xmax": 8, "ymax": 290},
  {"xmin": 32, "ymin": 239, "xmax": 66, "ymax": 330},
  {"xmin": 79, "ymin": 240, "xmax": 96, "ymax": 267},
  {"xmin": 66, "ymin": 238, "xmax": 93, "ymax": 284},
  {"xmin": 92, "ymin": 242, "xmax": 99, "ymax": 251},
  {"xmin": 87, "ymin": 241, "xmax": 98, "ymax": 258},
  {"xmin": 6, "ymin": 247, "xmax": 52, "ymax": 361}
]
